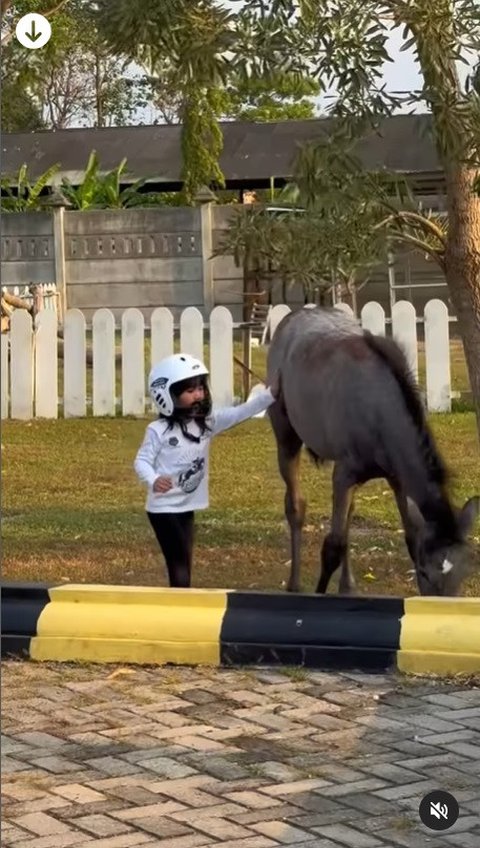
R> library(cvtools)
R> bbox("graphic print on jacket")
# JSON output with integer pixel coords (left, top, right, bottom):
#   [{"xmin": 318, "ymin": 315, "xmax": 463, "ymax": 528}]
[{"xmin": 178, "ymin": 457, "xmax": 205, "ymax": 493}]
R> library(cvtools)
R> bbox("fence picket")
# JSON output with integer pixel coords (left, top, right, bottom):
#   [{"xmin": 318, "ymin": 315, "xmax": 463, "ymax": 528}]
[
  {"xmin": 122, "ymin": 308, "xmax": 145, "ymax": 416},
  {"xmin": 1, "ymin": 333, "xmax": 9, "ymax": 419},
  {"xmin": 180, "ymin": 306, "xmax": 204, "ymax": 361},
  {"xmin": 35, "ymin": 310, "xmax": 58, "ymax": 418},
  {"xmin": 10, "ymin": 309, "xmax": 33, "ymax": 419},
  {"xmin": 151, "ymin": 307, "xmax": 174, "ymax": 369},
  {"xmin": 210, "ymin": 306, "xmax": 233, "ymax": 409},
  {"xmin": 270, "ymin": 305, "xmax": 291, "ymax": 337},
  {"xmin": 425, "ymin": 299, "xmax": 451, "ymax": 412},
  {"xmin": 392, "ymin": 300, "xmax": 418, "ymax": 379},
  {"xmin": 334, "ymin": 302, "xmax": 354, "ymax": 317},
  {"xmin": 361, "ymin": 302, "xmax": 386, "ymax": 336},
  {"xmin": 64, "ymin": 309, "xmax": 86, "ymax": 417},
  {"xmin": 93, "ymin": 308, "xmax": 116, "ymax": 416}
]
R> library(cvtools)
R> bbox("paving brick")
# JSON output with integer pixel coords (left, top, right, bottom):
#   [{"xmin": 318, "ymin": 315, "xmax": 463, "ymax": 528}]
[
  {"xmin": 137, "ymin": 756, "xmax": 197, "ymax": 778},
  {"xmin": 313, "ymin": 824, "xmax": 385, "ymax": 846},
  {"xmin": 1, "ymin": 824, "xmax": 33, "ymax": 846},
  {"xmin": 261, "ymin": 778, "xmax": 331, "ymax": 796},
  {"xmin": 444, "ymin": 741, "xmax": 480, "ymax": 759},
  {"xmin": 13, "ymin": 812, "xmax": 74, "ymax": 836},
  {"xmin": 54, "ymin": 784, "xmax": 106, "ymax": 804},
  {"xmin": 322, "ymin": 778, "xmax": 388, "ymax": 797},
  {"xmin": 364, "ymin": 763, "xmax": 424, "ymax": 783},
  {"xmin": 83, "ymin": 757, "xmax": 140, "ymax": 777},
  {"xmin": 225, "ymin": 791, "xmax": 283, "ymax": 809},
  {"xmin": 113, "ymin": 801, "xmax": 187, "ymax": 821},
  {"xmin": 29, "ymin": 756, "xmax": 86, "ymax": 774},
  {"xmin": 207, "ymin": 839, "xmax": 278, "ymax": 848},
  {"xmin": 414, "ymin": 730, "xmax": 474, "ymax": 745},
  {"xmin": 230, "ymin": 805, "xmax": 304, "ymax": 826},
  {"xmin": 13, "ymin": 834, "xmax": 94, "ymax": 848},
  {"xmin": 374, "ymin": 827, "xmax": 430, "ymax": 847},
  {"xmin": 190, "ymin": 818, "xmax": 254, "ymax": 840},
  {"xmin": 441, "ymin": 833, "xmax": 480, "ymax": 848},
  {"xmin": 251, "ymin": 821, "xmax": 314, "ymax": 843},
  {"xmin": 2, "ymin": 756, "xmax": 33, "ymax": 773},
  {"xmin": 170, "ymin": 802, "xmax": 247, "ymax": 823},
  {"xmin": 67, "ymin": 836, "xmax": 156, "ymax": 848},
  {"xmin": 72, "ymin": 815, "xmax": 133, "ymax": 837},
  {"xmin": 126, "ymin": 818, "xmax": 192, "ymax": 839},
  {"xmin": 129, "ymin": 836, "xmax": 209, "ymax": 848}
]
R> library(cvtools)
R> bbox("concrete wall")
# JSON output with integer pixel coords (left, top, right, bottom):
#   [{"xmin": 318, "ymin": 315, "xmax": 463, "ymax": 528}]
[
  {"xmin": 1, "ymin": 206, "xmax": 450, "ymax": 325},
  {"xmin": 1, "ymin": 213, "xmax": 55, "ymax": 285},
  {"xmin": 64, "ymin": 208, "xmax": 204, "ymax": 322}
]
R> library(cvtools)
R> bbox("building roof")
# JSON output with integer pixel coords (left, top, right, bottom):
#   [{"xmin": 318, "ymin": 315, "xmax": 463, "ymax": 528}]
[{"xmin": 2, "ymin": 114, "xmax": 442, "ymax": 190}]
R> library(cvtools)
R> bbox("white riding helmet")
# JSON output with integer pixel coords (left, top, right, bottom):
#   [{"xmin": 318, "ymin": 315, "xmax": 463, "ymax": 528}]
[{"xmin": 148, "ymin": 353, "xmax": 209, "ymax": 416}]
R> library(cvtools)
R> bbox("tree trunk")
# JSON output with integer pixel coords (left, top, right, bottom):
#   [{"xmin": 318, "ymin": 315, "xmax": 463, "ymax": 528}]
[
  {"xmin": 242, "ymin": 259, "xmax": 259, "ymax": 321},
  {"xmin": 444, "ymin": 164, "xmax": 480, "ymax": 441}
]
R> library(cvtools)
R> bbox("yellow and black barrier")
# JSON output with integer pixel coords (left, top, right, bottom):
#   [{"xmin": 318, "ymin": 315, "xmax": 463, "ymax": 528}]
[{"xmin": 2, "ymin": 582, "xmax": 479, "ymax": 676}]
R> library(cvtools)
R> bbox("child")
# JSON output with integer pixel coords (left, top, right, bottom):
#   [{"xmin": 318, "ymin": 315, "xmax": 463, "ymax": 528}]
[{"xmin": 134, "ymin": 352, "xmax": 278, "ymax": 588}]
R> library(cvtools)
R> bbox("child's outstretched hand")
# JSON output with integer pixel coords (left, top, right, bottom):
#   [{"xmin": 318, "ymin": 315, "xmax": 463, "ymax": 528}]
[
  {"xmin": 153, "ymin": 476, "xmax": 173, "ymax": 494},
  {"xmin": 268, "ymin": 371, "xmax": 281, "ymax": 400}
]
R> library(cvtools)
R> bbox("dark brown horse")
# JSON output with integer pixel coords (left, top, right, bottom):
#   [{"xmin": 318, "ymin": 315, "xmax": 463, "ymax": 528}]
[{"xmin": 267, "ymin": 306, "xmax": 479, "ymax": 596}]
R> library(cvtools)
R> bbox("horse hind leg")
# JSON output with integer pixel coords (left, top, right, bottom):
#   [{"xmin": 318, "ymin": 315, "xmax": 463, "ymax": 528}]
[
  {"xmin": 270, "ymin": 406, "xmax": 305, "ymax": 593},
  {"xmin": 317, "ymin": 462, "xmax": 357, "ymax": 595}
]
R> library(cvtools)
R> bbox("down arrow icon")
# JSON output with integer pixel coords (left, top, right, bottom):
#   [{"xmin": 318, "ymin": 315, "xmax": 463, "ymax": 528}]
[{"xmin": 26, "ymin": 20, "xmax": 43, "ymax": 42}]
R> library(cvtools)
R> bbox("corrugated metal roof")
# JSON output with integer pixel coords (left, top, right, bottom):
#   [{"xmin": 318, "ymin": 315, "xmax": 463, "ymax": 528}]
[{"xmin": 2, "ymin": 114, "xmax": 440, "ymax": 185}]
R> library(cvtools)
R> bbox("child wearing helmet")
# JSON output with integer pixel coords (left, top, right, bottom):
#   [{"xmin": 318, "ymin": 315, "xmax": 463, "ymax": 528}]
[{"xmin": 134, "ymin": 353, "xmax": 279, "ymax": 588}]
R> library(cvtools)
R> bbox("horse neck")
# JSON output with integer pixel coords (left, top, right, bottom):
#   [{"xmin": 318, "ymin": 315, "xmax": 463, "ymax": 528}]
[{"xmin": 385, "ymin": 422, "xmax": 457, "ymax": 538}]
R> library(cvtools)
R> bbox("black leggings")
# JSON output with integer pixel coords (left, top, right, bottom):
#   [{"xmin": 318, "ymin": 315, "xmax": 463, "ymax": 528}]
[{"xmin": 147, "ymin": 511, "xmax": 195, "ymax": 588}]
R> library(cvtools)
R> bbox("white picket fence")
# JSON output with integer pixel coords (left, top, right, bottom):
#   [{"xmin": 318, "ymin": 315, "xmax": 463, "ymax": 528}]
[{"xmin": 1, "ymin": 299, "xmax": 455, "ymax": 420}]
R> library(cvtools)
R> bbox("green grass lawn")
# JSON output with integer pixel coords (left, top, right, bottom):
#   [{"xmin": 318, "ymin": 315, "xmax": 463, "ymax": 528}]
[{"xmin": 2, "ymin": 410, "xmax": 479, "ymax": 596}]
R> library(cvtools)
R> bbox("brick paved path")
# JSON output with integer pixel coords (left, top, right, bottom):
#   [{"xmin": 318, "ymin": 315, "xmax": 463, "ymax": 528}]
[{"xmin": 2, "ymin": 662, "xmax": 479, "ymax": 848}]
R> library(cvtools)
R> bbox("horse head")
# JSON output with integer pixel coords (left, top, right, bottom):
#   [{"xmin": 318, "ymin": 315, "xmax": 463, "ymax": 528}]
[{"xmin": 407, "ymin": 496, "xmax": 480, "ymax": 595}]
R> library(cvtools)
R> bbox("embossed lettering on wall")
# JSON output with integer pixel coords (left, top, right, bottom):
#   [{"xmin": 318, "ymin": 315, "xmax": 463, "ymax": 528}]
[
  {"xmin": 1, "ymin": 237, "xmax": 53, "ymax": 261},
  {"xmin": 65, "ymin": 233, "xmax": 200, "ymax": 259}
]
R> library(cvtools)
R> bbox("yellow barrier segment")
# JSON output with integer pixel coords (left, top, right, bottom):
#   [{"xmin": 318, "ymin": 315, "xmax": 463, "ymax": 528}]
[
  {"xmin": 398, "ymin": 597, "xmax": 480, "ymax": 675},
  {"xmin": 31, "ymin": 585, "xmax": 228, "ymax": 665}
]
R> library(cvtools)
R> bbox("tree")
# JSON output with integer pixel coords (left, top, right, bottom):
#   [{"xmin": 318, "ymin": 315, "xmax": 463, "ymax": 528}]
[
  {"xmin": 240, "ymin": 0, "xmax": 480, "ymax": 438},
  {"xmin": 1, "ymin": 163, "xmax": 61, "ymax": 211},
  {"xmin": 216, "ymin": 144, "xmax": 393, "ymax": 318},
  {"xmin": 92, "ymin": 0, "xmax": 233, "ymax": 204},
  {"xmin": 91, "ymin": 0, "xmax": 321, "ymax": 200},
  {"xmin": 1, "ymin": 1, "xmax": 147, "ymax": 130},
  {"xmin": 59, "ymin": 151, "xmax": 163, "ymax": 209},
  {"xmin": 221, "ymin": 69, "xmax": 320, "ymax": 122}
]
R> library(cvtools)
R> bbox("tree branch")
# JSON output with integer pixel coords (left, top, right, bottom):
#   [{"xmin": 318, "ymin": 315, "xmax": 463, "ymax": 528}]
[
  {"xmin": 1, "ymin": 0, "xmax": 71, "ymax": 45},
  {"xmin": 390, "ymin": 231, "xmax": 446, "ymax": 269}
]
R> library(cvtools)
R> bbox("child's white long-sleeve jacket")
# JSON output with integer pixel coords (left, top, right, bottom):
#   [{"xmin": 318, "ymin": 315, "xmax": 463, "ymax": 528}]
[{"xmin": 134, "ymin": 387, "xmax": 275, "ymax": 513}]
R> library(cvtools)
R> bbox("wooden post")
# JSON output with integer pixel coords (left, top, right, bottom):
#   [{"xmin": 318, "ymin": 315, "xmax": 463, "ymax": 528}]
[
  {"xmin": 242, "ymin": 326, "xmax": 252, "ymax": 399},
  {"xmin": 52, "ymin": 205, "xmax": 67, "ymax": 322}
]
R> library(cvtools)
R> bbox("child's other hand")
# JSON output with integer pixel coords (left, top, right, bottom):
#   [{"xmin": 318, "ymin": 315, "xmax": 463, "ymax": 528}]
[
  {"xmin": 268, "ymin": 371, "xmax": 281, "ymax": 399},
  {"xmin": 153, "ymin": 476, "xmax": 173, "ymax": 494}
]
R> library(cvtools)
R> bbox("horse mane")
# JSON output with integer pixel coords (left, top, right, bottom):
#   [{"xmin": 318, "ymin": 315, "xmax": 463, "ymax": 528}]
[{"xmin": 362, "ymin": 331, "xmax": 448, "ymax": 488}]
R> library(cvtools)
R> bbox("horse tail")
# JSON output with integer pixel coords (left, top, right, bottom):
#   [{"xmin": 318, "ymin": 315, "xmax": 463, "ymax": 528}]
[{"xmin": 362, "ymin": 331, "xmax": 448, "ymax": 488}]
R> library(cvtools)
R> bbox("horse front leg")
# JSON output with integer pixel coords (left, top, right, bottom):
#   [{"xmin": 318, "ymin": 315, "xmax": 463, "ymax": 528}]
[
  {"xmin": 278, "ymin": 442, "xmax": 305, "ymax": 593},
  {"xmin": 316, "ymin": 462, "xmax": 357, "ymax": 595},
  {"xmin": 268, "ymin": 401, "xmax": 305, "ymax": 592}
]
